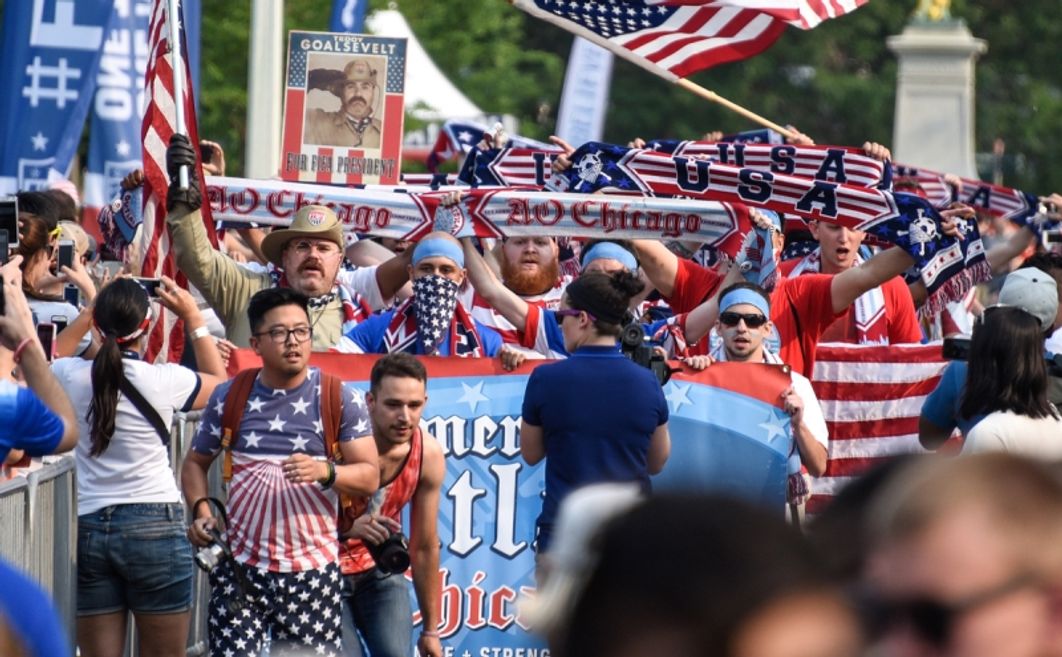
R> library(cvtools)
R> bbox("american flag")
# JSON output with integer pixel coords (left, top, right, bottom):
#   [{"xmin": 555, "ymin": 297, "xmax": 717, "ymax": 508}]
[
  {"xmin": 427, "ymin": 120, "xmax": 557, "ymax": 172},
  {"xmin": 138, "ymin": 0, "xmax": 216, "ymax": 363},
  {"xmin": 643, "ymin": 0, "xmax": 868, "ymax": 30},
  {"xmin": 807, "ymin": 342, "xmax": 949, "ymax": 514},
  {"xmin": 512, "ymin": 0, "xmax": 866, "ymax": 79}
]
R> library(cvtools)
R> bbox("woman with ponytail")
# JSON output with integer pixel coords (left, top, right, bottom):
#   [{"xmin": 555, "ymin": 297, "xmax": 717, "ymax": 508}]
[
  {"xmin": 50, "ymin": 276, "xmax": 226, "ymax": 657},
  {"xmin": 520, "ymin": 271, "xmax": 671, "ymax": 560}
]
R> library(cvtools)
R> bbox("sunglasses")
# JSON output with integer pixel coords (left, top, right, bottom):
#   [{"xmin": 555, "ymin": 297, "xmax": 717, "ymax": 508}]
[
  {"xmin": 861, "ymin": 574, "xmax": 1035, "ymax": 647},
  {"xmin": 556, "ymin": 308, "xmax": 596, "ymax": 323},
  {"xmin": 719, "ymin": 311, "xmax": 768, "ymax": 328}
]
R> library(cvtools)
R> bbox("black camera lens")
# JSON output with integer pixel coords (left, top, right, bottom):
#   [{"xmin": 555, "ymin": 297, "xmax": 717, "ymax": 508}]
[{"xmin": 369, "ymin": 532, "xmax": 410, "ymax": 575}]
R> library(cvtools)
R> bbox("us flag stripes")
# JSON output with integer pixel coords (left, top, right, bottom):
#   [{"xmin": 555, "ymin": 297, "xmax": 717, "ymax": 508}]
[
  {"xmin": 512, "ymin": 0, "xmax": 867, "ymax": 79},
  {"xmin": 642, "ymin": 0, "xmax": 868, "ymax": 30},
  {"xmin": 138, "ymin": 0, "xmax": 216, "ymax": 362},
  {"xmin": 808, "ymin": 343, "xmax": 949, "ymax": 514}
]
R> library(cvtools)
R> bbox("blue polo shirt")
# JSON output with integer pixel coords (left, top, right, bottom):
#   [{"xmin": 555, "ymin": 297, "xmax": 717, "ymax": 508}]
[
  {"xmin": 343, "ymin": 309, "xmax": 503, "ymax": 356},
  {"xmin": 522, "ymin": 344, "xmax": 669, "ymax": 552}
]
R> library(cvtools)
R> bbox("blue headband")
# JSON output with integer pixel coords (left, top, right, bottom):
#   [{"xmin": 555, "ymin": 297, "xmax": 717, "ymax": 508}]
[
  {"xmin": 413, "ymin": 238, "xmax": 464, "ymax": 268},
  {"xmin": 581, "ymin": 242, "xmax": 637, "ymax": 272},
  {"xmin": 719, "ymin": 289, "xmax": 770, "ymax": 318}
]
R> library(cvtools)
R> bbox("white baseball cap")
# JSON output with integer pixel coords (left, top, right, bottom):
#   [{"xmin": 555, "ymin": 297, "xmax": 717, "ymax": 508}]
[{"xmin": 998, "ymin": 267, "xmax": 1059, "ymax": 331}]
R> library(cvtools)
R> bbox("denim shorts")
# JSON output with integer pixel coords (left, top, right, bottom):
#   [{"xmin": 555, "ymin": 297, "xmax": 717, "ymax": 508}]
[{"xmin": 77, "ymin": 502, "xmax": 194, "ymax": 615}]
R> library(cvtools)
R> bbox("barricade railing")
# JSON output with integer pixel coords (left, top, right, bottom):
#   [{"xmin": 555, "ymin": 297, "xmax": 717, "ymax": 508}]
[
  {"xmin": 0, "ymin": 410, "xmax": 215, "ymax": 657},
  {"xmin": 0, "ymin": 455, "xmax": 77, "ymax": 649}
]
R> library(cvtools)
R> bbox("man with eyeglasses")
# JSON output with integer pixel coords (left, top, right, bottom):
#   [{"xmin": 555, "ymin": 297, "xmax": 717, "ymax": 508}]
[
  {"xmin": 182, "ymin": 287, "xmax": 380, "ymax": 656},
  {"xmin": 867, "ymin": 453, "xmax": 1062, "ymax": 657},
  {"xmin": 164, "ymin": 135, "xmax": 410, "ymax": 349}
]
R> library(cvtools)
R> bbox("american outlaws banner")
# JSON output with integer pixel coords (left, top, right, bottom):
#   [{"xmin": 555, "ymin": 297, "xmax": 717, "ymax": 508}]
[
  {"xmin": 281, "ymin": 31, "xmax": 407, "ymax": 185},
  {"xmin": 893, "ymin": 161, "xmax": 1043, "ymax": 226},
  {"xmin": 226, "ymin": 351, "xmax": 794, "ymax": 654},
  {"xmin": 0, "ymin": 0, "xmax": 115, "ymax": 193}
]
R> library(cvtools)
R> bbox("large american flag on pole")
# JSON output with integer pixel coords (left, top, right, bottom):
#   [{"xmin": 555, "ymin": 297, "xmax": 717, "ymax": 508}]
[
  {"xmin": 807, "ymin": 342, "xmax": 951, "ymax": 514},
  {"xmin": 138, "ymin": 0, "xmax": 216, "ymax": 363},
  {"xmin": 512, "ymin": 0, "xmax": 868, "ymax": 79}
]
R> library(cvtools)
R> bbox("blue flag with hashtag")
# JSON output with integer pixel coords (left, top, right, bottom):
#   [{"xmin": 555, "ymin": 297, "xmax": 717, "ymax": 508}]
[{"xmin": 0, "ymin": 0, "xmax": 116, "ymax": 193}]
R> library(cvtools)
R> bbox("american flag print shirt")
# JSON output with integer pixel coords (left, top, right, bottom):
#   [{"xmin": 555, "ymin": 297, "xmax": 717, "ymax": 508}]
[{"xmin": 192, "ymin": 368, "xmax": 372, "ymax": 572}]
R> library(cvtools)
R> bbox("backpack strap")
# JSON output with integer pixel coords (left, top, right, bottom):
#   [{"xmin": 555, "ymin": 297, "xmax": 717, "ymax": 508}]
[
  {"xmin": 220, "ymin": 368, "xmax": 260, "ymax": 483},
  {"xmin": 320, "ymin": 373, "xmax": 343, "ymax": 461},
  {"xmin": 319, "ymin": 373, "xmax": 355, "ymax": 529}
]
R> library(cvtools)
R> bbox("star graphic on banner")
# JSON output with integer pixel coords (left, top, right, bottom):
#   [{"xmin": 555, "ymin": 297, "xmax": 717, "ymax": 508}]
[
  {"xmin": 290, "ymin": 434, "xmax": 309, "ymax": 451},
  {"xmin": 290, "ymin": 397, "xmax": 310, "ymax": 415},
  {"xmin": 244, "ymin": 431, "xmax": 262, "ymax": 448},
  {"xmin": 665, "ymin": 382, "xmax": 693, "ymax": 412},
  {"xmin": 759, "ymin": 413, "xmax": 788, "ymax": 443},
  {"xmin": 457, "ymin": 381, "xmax": 489, "ymax": 413},
  {"xmin": 350, "ymin": 389, "xmax": 365, "ymax": 407},
  {"xmin": 248, "ymin": 397, "xmax": 265, "ymax": 412},
  {"xmin": 30, "ymin": 132, "xmax": 48, "ymax": 151},
  {"xmin": 214, "ymin": 398, "xmax": 225, "ymax": 415},
  {"xmin": 458, "ymin": 130, "xmax": 473, "ymax": 143},
  {"xmin": 269, "ymin": 414, "xmax": 287, "ymax": 432},
  {"xmin": 354, "ymin": 418, "xmax": 368, "ymax": 434},
  {"xmin": 313, "ymin": 418, "xmax": 323, "ymax": 433},
  {"xmin": 115, "ymin": 139, "xmax": 131, "ymax": 157}
]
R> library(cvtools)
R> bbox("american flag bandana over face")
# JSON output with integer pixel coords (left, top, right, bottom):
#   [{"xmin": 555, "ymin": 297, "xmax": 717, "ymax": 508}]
[{"xmin": 412, "ymin": 274, "xmax": 461, "ymax": 354}]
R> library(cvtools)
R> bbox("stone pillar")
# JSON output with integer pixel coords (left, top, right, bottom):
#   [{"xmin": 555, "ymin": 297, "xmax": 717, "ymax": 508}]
[{"xmin": 886, "ymin": 21, "xmax": 986, "ymax": 177}]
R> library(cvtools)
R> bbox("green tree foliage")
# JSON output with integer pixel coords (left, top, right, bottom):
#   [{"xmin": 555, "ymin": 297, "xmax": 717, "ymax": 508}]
[{"xmin": 197, "ymin": 0, "xmax": 1061, "ymax": 191}]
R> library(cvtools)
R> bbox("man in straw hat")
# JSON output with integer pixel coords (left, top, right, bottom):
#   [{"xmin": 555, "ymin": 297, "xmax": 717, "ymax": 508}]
[
  {"xmin": 164, "ymin": 135, "xmax": 409, "ymax": 349},
  {"xmin": 305, "ymin": 58, "xmax": 384, "ymax": 149}
]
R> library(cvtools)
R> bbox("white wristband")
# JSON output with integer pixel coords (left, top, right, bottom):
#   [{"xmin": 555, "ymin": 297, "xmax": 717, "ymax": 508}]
[{"xmin": 189, "ymin": 325, "xmax": 211, "ymax": 341}]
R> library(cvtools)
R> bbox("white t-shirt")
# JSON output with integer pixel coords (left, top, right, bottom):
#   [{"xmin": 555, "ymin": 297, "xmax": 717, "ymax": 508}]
[
  {"xmin": 791, "ymin": 370, "xmax": 829, "ymax": 450},
  {"xmin": 964, "ymin": 409, "xmax": 1062, "ymax": 459},
  {"xmin": 51, "ymin": 356, "xmax": 200, "ymax": 514}
]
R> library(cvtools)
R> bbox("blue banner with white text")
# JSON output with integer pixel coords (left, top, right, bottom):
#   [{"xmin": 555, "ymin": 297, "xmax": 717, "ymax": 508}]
[{"xmin": 0, "ymin": 0, "xmax": 115, "ymax": 193}]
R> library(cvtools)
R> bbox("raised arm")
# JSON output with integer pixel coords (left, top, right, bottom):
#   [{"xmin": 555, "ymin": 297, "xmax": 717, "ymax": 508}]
[
  {"xmin": 681, "ymin": 263, "xmax": 744, "ymax": 344},
  {"xmin": 632, "ymin": 239, "xmax": 680, "ymax": 298},
  {"xmin": 460, "ymin": 238, "xmax": 530, "ymax": 329},
  {"xmin": 831, "ymin": 246, "xmax": 915, "ymax": 314}
]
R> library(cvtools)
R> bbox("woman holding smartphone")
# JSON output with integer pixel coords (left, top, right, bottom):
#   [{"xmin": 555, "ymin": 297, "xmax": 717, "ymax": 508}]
[
  {"xmin": 17, "ymin": 212, "xmax": 97, "ymax": 358},
  {"xmin": 50, "ymin": 277, "xmax": 227, "ymax": 657}
]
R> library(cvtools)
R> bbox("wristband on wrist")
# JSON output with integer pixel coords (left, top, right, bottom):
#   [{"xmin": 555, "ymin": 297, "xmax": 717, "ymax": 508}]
[
  {"xmin": 12, "ymin": 337, "xmax": 34, "ymax": 364},
  {"xmin": 420, "ymin": 630, "xmax": 440, "ymax": 638},
  {"xmin": 189, "ymin": 325, "xmax": 211, "ymax": 341},
  {"xmin": 319, "ymin": 461, "xmax": 336, "ymax": 489}
]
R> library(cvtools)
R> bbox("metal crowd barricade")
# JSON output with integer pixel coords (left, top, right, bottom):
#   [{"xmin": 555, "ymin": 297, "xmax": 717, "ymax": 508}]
[
  {"xmin": 0, "ymin": 455, "xmax": 78, "ymax": 649},
  {"xmin": 0, "ymin": 409, "xmax": 219, "ymax": 657}
]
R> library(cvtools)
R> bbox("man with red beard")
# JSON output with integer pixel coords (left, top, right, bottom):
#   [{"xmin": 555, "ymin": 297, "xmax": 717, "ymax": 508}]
[{"xmin": 459, "ymin": 236, "xmax": 572, "ymax": 346}]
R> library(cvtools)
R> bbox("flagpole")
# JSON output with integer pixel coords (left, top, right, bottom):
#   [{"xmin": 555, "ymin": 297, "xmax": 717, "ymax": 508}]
[
  {"xmin": 675, "ymin": 79, "xmax": 796, "ymax": 140},
  {"xmin": 167, "ymin": 0, "xmax": 188, "ymax": 189}
]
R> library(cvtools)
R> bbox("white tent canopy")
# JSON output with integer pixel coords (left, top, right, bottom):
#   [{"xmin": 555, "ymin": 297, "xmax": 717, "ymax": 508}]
[{"xmin": 366, "ymin": 10, "xmax": 484, "ymax": 121}]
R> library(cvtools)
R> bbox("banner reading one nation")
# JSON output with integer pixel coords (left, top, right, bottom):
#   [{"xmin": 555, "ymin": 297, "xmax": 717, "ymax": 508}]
[{"xmin": 281, "ymin": 31, "xmax": 406, "ymax": 185}]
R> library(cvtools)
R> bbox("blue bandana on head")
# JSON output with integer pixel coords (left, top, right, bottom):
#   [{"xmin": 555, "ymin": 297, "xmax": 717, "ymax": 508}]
[
  {"xmin": 413, "ymin": 238, "xmax": 464, "ymax": 268},
  {"xmin": 719, "ymin": 288, "xmax": 770, "ymax": 318},
  {"xmin": 581, "ymin": 242, "xmax": 637, "ymax": 272}
]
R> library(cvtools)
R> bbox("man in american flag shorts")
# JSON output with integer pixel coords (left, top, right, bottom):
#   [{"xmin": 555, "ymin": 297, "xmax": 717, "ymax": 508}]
[{"xmin": 182, "ymin": 288, "xmax": 380, "ymax": 656}]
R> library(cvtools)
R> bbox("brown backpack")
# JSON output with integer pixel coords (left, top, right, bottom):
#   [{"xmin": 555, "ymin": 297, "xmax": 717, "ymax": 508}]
[{"xmin": 219, "ymin": 368, "xmax": 355, "ymax": 533}]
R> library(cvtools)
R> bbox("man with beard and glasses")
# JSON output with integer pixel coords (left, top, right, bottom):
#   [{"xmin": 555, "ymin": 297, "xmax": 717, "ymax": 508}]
[
  {"xmin": 305, "ymin": 59, "xmax": 383, "ymax": 149},
  {"xmin": 336, "ymin": 232, "xmax": 504, "ymax": 357},
  {"xmin": 165, "ymin": 135, "xmax": 410, "ymax": 349}
]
